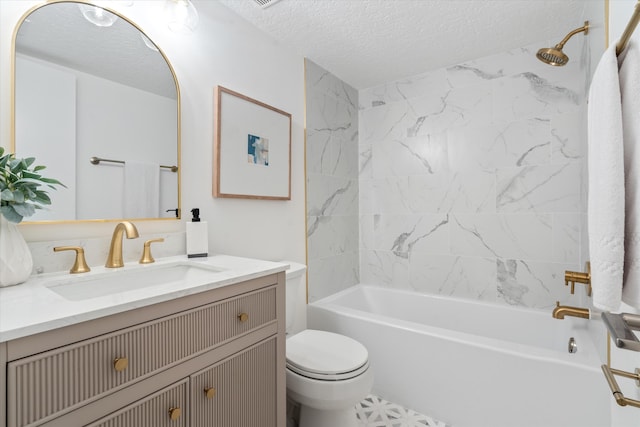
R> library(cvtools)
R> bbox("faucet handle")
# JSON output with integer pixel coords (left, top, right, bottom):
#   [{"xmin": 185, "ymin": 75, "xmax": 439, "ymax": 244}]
[
  {"xmin": 53, "ymin": 246, "xmax": 91, "ymax": 274},
  {"xmin": 139, "ymin": 238, "xmax": 165, "ymax": 264},
  {"xmin": 564, "ymin": 261, "xmax": 592, "ymax": 296}
]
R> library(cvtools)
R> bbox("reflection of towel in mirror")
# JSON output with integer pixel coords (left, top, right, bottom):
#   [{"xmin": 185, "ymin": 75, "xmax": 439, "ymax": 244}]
[{"xmin": 123, "ymin": 160, "xmax": 159, "ymax": 218}]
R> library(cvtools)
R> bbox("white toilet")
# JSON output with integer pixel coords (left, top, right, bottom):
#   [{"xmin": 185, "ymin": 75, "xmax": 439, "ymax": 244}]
[{"xmin": 284, "ymin": 262, "xmax": 373, "ymax": 427}]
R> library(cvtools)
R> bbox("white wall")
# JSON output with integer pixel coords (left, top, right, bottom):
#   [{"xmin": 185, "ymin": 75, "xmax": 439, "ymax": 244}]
[{"xmin": 0, "ymin": 1, "xmax": 306, "ymax": 266}]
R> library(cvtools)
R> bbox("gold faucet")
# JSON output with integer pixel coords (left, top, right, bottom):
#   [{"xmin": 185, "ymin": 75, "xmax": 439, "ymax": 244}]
[
  {"xmin": 105, "ymin": 221, "xmax": 139, "ymax": 268},
  {"xmin": 552, "ymin": 301, "xmax": 590, "ymax": 319}
]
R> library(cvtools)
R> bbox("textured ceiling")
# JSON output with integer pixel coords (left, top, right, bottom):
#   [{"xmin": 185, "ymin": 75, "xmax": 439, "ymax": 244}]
[
  {"xmin": 216, "ymin": 0, "xmax": 596, "ymax": 89},
  {"xmin": 16, "ymin": 2, "xmax": 176, "ymax": 99}
]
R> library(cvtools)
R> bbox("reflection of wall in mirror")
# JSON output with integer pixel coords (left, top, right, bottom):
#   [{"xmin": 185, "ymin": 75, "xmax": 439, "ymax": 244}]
[
  {"xmin": 16, "ymin": 54, "xmax": 177, "ymax": 220},
  {"xmin": 15, "ymin": 55, "xmax": 76, "ymax": 221}
]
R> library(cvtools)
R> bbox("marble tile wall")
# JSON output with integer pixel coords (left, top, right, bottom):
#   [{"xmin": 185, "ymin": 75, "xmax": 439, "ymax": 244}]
[
  {"xmin": 358, "ymin": 40, "xmax": 589, "ymax": 309},
  {"xmin": 305, "ymin": 60, "xmax": 360, "ymax": 302}
]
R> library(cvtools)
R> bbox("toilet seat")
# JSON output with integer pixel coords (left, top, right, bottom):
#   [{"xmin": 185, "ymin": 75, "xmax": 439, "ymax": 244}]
[{"xmin": 286, "ymin": 330, "xmax": 369, "ymax": 381}]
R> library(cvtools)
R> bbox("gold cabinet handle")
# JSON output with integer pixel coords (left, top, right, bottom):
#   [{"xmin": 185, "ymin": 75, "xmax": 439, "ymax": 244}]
[
  {"xmin": 238, "ymin": 312, "xmax": 249, "ymax": 323},
  {"xmin": 53, "ymin": 246, "xmax": 91, "ymax": 274},
  {"xmin": 113, "ymin": 357, "xmax": 129, "ymax": 372},
  {"xmin": 168, "ymin": 407, "xmax": 182, "ymax": 420},
  {"xmin": 204, "ymin": 387, "xmax": 216, "ymax": 399},
  {"xmin": 139, "ymin": 238, "xmax": 165, "ymax": 264}
]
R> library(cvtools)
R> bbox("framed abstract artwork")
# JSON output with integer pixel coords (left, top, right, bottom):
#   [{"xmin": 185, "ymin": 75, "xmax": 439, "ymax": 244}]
[{"xmin": 214, "ymin": 86, "xmax": 292, "ymax": 200}]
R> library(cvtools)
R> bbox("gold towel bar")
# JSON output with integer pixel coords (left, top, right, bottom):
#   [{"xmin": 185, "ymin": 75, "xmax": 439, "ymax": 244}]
[
  {"xmin": 90, "ymin": 156, "xmax": 178, "ymax": 172},
  {"xmin": 601, "ymin": 364, "xmax": 640, "ymax": 408},
  {"xmin": 616, "ymin": 0, "xmax": 640, "ymax": 56}
]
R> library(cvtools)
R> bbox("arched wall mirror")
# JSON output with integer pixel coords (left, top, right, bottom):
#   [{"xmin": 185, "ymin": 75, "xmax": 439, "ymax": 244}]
[{"xmin": 11, "ymin": 0, "xmax": 181, "ymax": 223}]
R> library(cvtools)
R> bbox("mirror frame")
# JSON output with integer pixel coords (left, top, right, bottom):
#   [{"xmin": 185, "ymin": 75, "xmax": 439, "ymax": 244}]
[{"xmin": 10, "ymin": 0, "xmax": 182, "ymax": 224}]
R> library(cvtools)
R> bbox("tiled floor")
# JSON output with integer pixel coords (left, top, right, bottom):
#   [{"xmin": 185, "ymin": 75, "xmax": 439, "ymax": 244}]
[{"xmin": 356, "ymin": 395, "xmax": 449, "ymax": 427}]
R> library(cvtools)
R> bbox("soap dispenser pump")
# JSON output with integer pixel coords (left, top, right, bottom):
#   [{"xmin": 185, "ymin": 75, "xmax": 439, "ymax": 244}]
[{"xmin": 186, "ymin": 208, "xmax": 208, "ymax": 258}]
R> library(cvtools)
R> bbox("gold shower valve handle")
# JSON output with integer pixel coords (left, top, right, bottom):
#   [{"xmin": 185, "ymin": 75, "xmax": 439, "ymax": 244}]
[
  {"xmin": 53, "ymin": 246, "xmax": 91, "ymax": 274},
  {"xmin": 113, "ymin": 357, "xmax": 129, "ymax": 372},
  {"xmin": 204, "ymin": 387, "xmax": 216, "ymax": 399},
  {"xmin": 564, "ymin": 262, "xmax": 592, "ymax": 296},
  {"xmin": 168, "ymin": 407, "xmax": 182, "ymax": 420},
  {"xmin": 238, "ymin": 312, "xmax": 249, "ymax": 323}
]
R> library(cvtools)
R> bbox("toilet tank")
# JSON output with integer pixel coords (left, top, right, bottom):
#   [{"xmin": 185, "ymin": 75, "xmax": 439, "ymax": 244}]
[{"xmin": 282, "ymin": 261, "xmax": 307, "ymax": 336}]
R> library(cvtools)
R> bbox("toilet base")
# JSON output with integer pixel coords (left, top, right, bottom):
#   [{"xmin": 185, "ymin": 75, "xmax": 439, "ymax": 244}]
[{"xmin": 299, "ymin": 405, "xmax": 359, "ymax": 427}]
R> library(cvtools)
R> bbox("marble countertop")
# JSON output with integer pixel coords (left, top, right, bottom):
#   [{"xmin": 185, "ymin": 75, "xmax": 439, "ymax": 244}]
[{"xmin": 0, "ymin": 254, "xmax": 288, "ymax": 343}]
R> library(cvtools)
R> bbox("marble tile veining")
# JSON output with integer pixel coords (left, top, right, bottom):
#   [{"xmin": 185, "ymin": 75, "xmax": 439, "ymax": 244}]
[
  {"xmin": 358, "ymin": 37, "xmax": 588, "ymax": 309},
  {"xmin": 310, "ymin": 36, "xmax": 589, "ymax": 311},
  {"xmin": 305, "ymin": 59, "xmax": 360, "ymax": 300}
]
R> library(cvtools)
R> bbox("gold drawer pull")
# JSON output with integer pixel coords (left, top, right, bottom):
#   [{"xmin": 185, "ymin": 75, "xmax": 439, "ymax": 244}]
[
  {"xmin": 204, "ymin": 387, "xmax": 216, "ymax": 399},
  {"xmin": 238, "ymin": 312, "xmax": 249, "ymax": 323},
  {"xmin": 169, "ymin": 407, "xmax": 182, "ymax": 420},
  {"xmin": 113, "ymin": 357, "xmax": 129, "ymax": 372}
]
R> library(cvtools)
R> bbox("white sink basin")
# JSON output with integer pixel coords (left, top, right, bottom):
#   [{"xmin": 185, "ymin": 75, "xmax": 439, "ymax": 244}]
[{"xmin": 45, "ymin": 262, "xmax": 225, "ymax": 301}]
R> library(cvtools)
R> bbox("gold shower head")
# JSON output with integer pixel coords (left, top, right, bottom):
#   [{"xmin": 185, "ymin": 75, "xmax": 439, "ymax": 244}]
[{"xmin": 537, "ymin": 21, "xmax": 589, "ymax": 66}]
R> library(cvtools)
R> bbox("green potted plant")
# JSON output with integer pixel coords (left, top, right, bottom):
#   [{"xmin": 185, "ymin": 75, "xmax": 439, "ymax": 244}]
[{"xmin": 0, "ymin": 147, "xmax": 65, "ymax": 287}]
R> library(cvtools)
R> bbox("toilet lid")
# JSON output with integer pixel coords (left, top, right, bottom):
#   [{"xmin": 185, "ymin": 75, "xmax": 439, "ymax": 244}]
[{"xmin": 286, "ymin": 330, "xmax": 369, "ymax": 381}]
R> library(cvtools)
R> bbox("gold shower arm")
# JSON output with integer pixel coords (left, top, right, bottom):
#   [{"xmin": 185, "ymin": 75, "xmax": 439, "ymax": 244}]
[
  {"xmin": 616, "ymin": 0, "xmax": 640, "ymax": 56},
  {"xmin": 556, "ymin": 21, "xmax": 589, "ymax": 48}
]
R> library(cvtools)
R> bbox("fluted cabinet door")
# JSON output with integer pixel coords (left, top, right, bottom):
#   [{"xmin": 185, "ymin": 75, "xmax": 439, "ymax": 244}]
[
  {"xmin": 86, "ymin": 379, "xmax": 188, "ymax": 427},
  {"xmin": 190, "ymin": 337, "xmax": 277, "ymax": 427},
  {"xmin": 7, "ymin": 286, "xmax": 276, "ymax": 427}
]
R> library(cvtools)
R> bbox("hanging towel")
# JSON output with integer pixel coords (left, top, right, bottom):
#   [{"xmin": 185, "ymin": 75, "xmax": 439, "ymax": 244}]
[
  {"xmin": 621, "ymin": 41, "xmax": 640, "ymax": 309},
  {"xmin": 588, "ymin": 43, "xmax": 625, "ymax": 312},
  {"xmin": 123, "ymin": 160, "xmax": 160, "ymax": 218}
]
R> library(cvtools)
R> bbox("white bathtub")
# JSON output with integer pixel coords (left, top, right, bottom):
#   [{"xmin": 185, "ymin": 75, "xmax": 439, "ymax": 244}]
[{"xmin": 307, "ymin": 285, "xmax": 610, "ymax": 427}]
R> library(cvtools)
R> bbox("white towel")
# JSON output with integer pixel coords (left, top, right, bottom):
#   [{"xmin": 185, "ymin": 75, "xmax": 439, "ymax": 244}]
[
  {"xmin": 588, "ymin": 43, "xmax": 625, "ymax": 311},
  {"xmin": 123, "ymin": 160, "xmax": 160, "ymax": 218},
  {"xmin": 621, "ymin": 41, "xmax": 640, "ymax": 309}
]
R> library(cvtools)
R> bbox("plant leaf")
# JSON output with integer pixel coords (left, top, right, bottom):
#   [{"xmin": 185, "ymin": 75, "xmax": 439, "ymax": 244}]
[
  {"xmin": 12, "ymin": 202, "xmax": 35, "ymax": 218},
  {"xmin": 0, "ymin": 205, "xmax": 23, "ymax": 223},
  {"xmin": 12, "ymin": 190, "xmax": 25, "ymax": 204},
  {"xmin": 33, "ymin": 190, "xmax": 51, "ymax": 205},
  {"xmin": 0, "ymin": 189, "xmax": 14, "ymax": 202},
  {"xmin": 40, "ymin": 177, "xmax": 66, "ymax": 187},
  {"xmin": 21, "ymin": 171, "xmax": 42, "ymax": 180},
  {"xmin": 2, "ymin": 151, "xmax": 66, "ymax": 214}
]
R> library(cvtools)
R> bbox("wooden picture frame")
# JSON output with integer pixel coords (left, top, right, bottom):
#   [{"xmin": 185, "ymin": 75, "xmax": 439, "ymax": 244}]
[{"xmin": 214, "ymin": 86, "xmax": 292, "ymax": 200}]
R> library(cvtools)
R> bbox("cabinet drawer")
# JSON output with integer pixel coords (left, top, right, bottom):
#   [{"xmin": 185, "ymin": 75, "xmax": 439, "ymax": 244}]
[
  {"xmin": 190, "ymin": 336, "xmax": 277, "ymax": 427},
  {"xmin": 8, "ymin": 286, "xmax": 276, "ymax": 426},
  {"xmin": 87, "ymin": 379, "xmax": 188, "ymax": 427}
]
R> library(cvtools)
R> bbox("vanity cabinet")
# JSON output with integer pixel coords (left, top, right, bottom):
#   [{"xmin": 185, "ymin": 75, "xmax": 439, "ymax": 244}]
[
  {"xmin": 1, "ymin": 271, "xmax": 286, "ymax": 427},
  {"xmin": 190, "ymin": 337, "xmax": 277, "ymax": 426},
  {"xmin": 87, "ymin": 379, "xmax": 189, "ymax": 427}
]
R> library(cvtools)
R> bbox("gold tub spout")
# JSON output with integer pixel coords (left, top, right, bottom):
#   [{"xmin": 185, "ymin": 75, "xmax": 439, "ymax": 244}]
[
  {"xmin": 106, "ymin": 221, "xmax": 139, "ymax": 268},
  {"xmin": 552, "ymin": 301, "xmax": 590, "ymax": 319}
]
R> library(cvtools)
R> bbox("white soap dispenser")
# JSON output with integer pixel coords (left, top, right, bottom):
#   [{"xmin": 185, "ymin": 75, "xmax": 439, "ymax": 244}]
[{"xmin": 186, "ymin": 208, "xmax": 208, "ymax": 258}]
